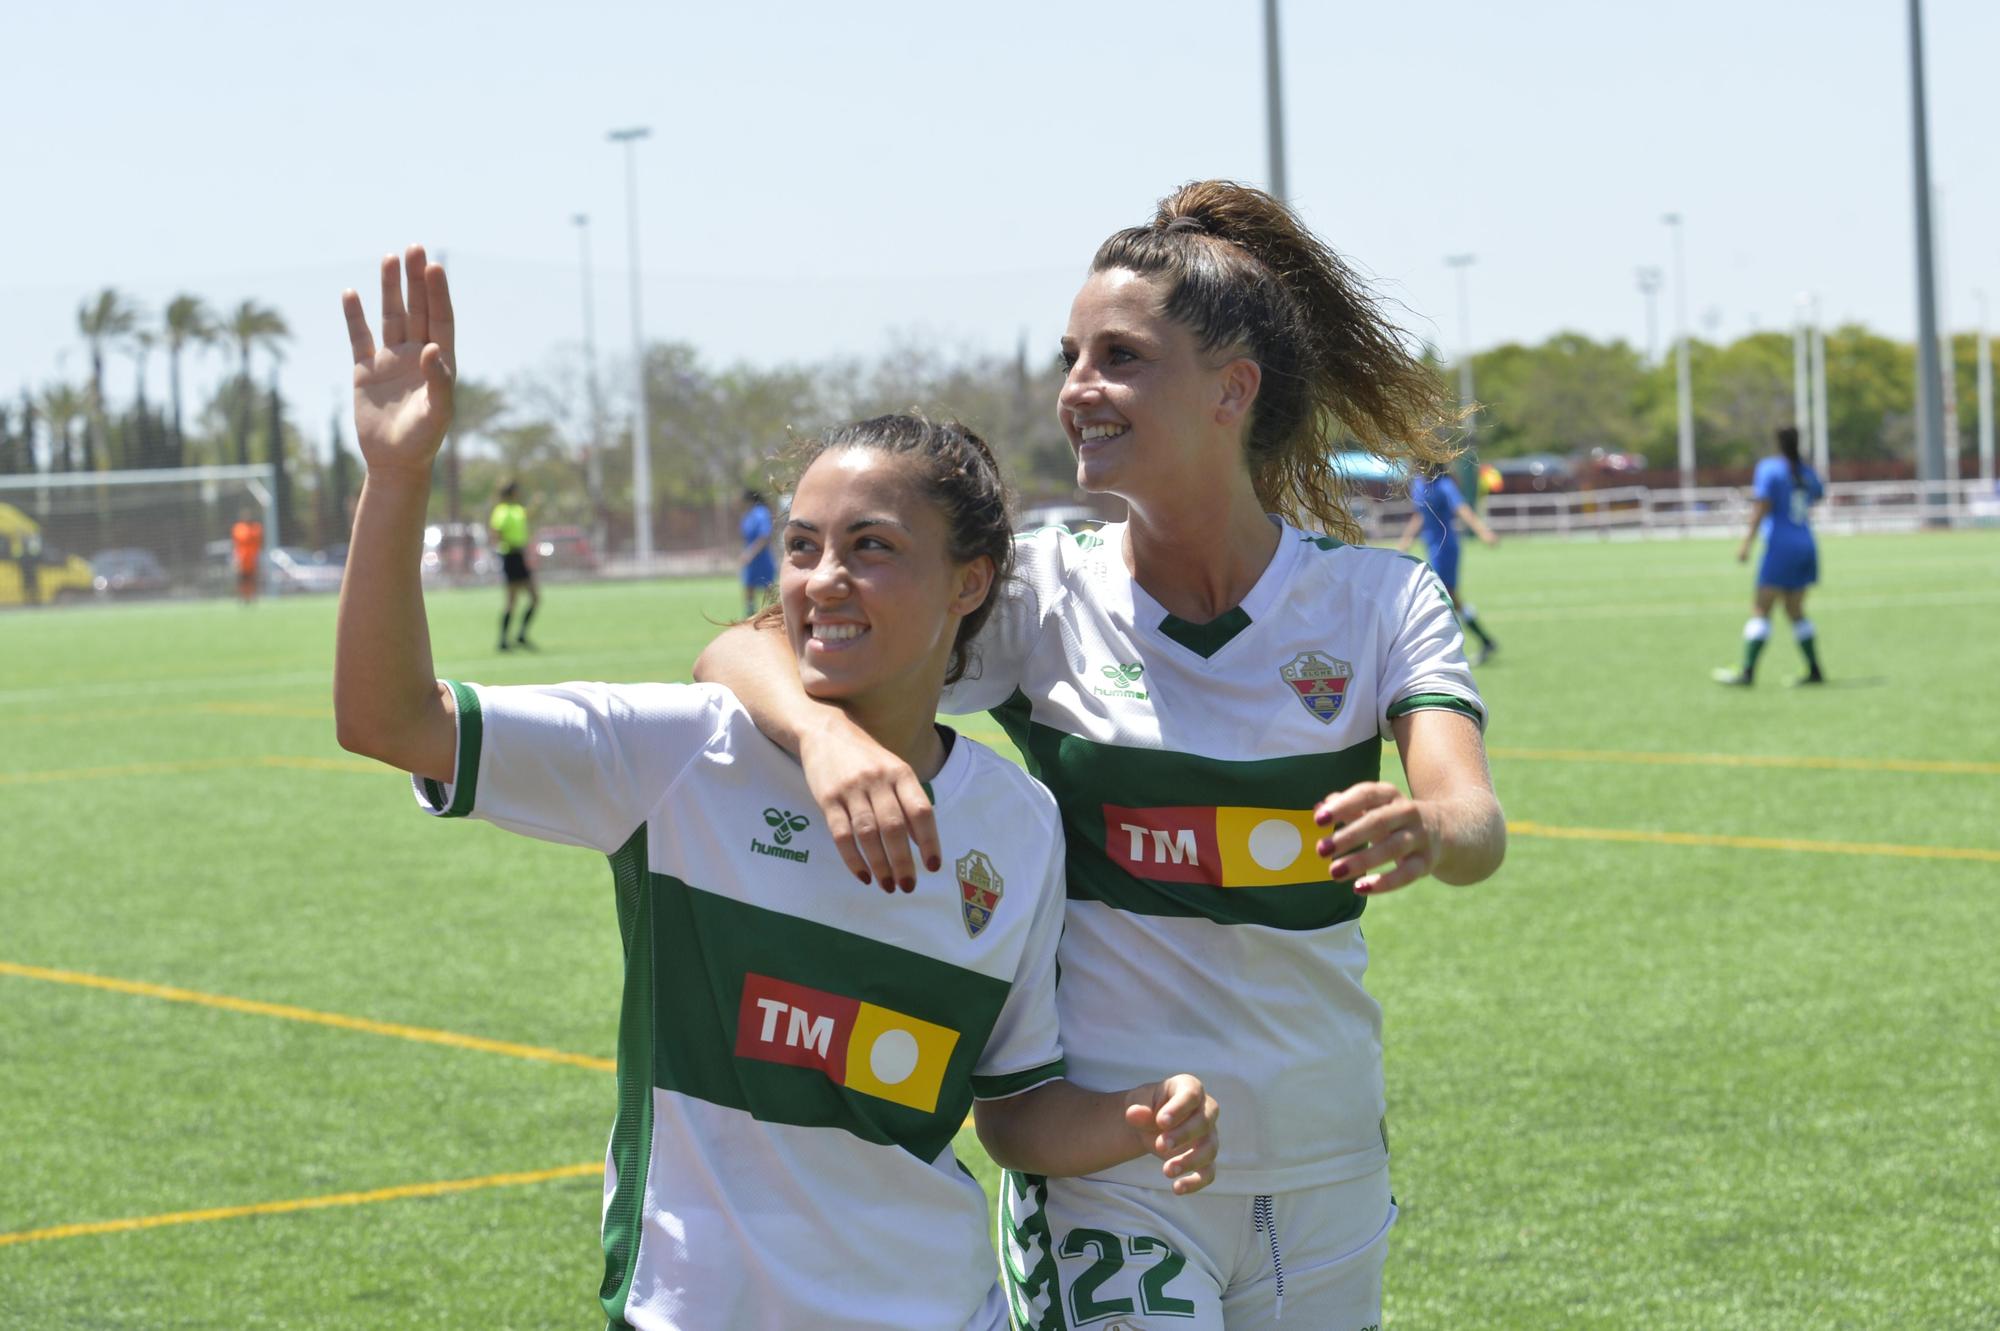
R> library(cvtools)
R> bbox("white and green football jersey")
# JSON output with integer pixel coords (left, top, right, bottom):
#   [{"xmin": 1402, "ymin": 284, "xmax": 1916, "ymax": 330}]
[
  {"xmin": 412, "ymin": 681, "xmax": 1067, "ymax": 1331},
  {"xmin": 943, "ymin": 520, "xmax": 1484, "ymax": 1196}
]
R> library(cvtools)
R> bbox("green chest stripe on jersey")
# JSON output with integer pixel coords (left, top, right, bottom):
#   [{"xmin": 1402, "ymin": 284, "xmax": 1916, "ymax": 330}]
[
  {"xmin": 603, "ymin": 826, "xmax": 1012, "ymax": 1158},
  {"xmin": 993, "ymin": 692, "xmax": 1380, "ymax": 931}
]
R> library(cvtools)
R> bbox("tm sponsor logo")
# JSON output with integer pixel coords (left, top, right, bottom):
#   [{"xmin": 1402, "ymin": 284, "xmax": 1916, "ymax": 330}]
[{"xmin": 752, "ymin": 807, "xmax": 811, "ymax": 863}]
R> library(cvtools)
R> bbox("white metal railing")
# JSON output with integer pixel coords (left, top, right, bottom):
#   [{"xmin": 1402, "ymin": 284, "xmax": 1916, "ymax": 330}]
[{"xmin": 1361, "ymin": 477, "xmax": 2000, "ymax": 541}]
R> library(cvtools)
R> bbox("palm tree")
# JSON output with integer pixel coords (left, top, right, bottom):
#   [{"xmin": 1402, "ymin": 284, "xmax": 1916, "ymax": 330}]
[
  {"xmin": 163, "ymin": 295, "xmax": 217, "ymax": 469},
  {"xmin": 38, "ymin": 383, "xmax": 87, "ymax": 473},
  {"xmin": 225, "ymin": 300, "xmax": 290, "ymax": 466},
  {"xmin": 77, "ymin": 289, "xmax": 140, "ymax": 472}
]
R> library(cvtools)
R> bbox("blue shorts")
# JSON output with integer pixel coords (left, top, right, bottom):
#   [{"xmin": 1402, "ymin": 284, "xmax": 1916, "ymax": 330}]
[
  {"xmin": 1757, "ymin": 535, "xmax": 1818, "ymax": 590},
  {"xmin": 1427, "ymin": 541, "xmax": 1461, "ymax": 594}
]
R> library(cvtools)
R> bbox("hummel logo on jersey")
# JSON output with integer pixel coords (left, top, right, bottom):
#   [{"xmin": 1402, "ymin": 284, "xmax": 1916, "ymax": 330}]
[
  {"xmin": 1092, "ymin": 661, "xmax": 1148, "ymax": 700},
  {"xmin": 1279, "ymin": 650, "xmax": 1352, "ymax": 724},
  {"xmin": 1102, "ymin": 803, "xmax": 1328, "ymax": 887},
  {"xmin": 957, "ymin": 849, "xmax": 1004, "ymax": 938},
  {"xmin": 735, "ymin": 972, "xmax": 961, "ymax": 1112},
  {"xmin": 753, "ymin": 808, "xmax": 811, "ymax": 863}
]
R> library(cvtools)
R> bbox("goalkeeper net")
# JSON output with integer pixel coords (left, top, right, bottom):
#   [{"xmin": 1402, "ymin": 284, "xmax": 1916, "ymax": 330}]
[{"xmin": 0, "ymin": 464, "xmax": 278, "ymax": 601}]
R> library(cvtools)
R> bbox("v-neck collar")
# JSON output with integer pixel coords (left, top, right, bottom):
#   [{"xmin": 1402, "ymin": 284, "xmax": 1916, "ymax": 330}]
[{"xmin": 1124, "ymin": 517, "xmax": 1301, "ymax": 664}]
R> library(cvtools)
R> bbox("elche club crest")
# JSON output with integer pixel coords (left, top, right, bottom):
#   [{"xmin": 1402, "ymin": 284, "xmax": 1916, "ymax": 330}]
[
  {"xmin": 1279, "ymin": 650, "xmax": 1352, "ymax": 724},
  {"xmin": 956, "ymin": 849, "xmax": 1003, "ymax": 939}
]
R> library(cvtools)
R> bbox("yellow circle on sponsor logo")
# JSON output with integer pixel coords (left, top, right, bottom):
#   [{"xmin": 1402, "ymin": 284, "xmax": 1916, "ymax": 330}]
[
  {"xmin": 1247, "ymin": 818, "xmax": 1303, "ymax": 871},
  {"xmin": 870, "ymin": 1028, "xmax": 920, "ymax": 1085}
]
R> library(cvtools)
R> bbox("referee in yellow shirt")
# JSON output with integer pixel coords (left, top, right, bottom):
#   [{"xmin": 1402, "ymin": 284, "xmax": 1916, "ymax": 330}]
[{"xmin": 490, "ymin": 480, "xmax": 539, "ymax": 650}]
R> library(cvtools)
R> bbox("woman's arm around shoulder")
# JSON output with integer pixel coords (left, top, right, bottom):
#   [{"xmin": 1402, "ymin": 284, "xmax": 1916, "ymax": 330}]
[{"xmin": 973, "ymin": 1075, "xmax": 1220, "ymax": 1195}]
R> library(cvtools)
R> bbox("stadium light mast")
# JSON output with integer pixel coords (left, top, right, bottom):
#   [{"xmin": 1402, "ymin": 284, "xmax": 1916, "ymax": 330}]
[
  {"xmin": 1977, "ymin": 290, "xmax": 1994, "ymax": 484},
  {"xmin": 1262, "ymin": 0, "xmax": 1287, "ymax": 200},
  {"xmin": 1636, "ymin": 267, "xmax": 1663, "ymax": 366},
  {"xmin": 1905, "ymin": 0, "xmax": 1947, "ymax": 512},
  {"xmin": 1445, "ymin": 254, "xmax": 1477, "ymax": 444},
  {"xmin": 573, "ymin": 213, "xmax": 608, "ymax": 559},
  {"xmin": 1792, "ymin": 294, "xmax": 1813, "ymax": 438},
  {"xmin": 1664, "ymin": 212, "xmax": 1695, "ymax": 499},
  {"xmin": 1810, "ymin": 297, "xmax": 1831, "ymax": 476},
  {"xmin": 609, "ymin": 125, "xmax": 655, "ymax": 565}
]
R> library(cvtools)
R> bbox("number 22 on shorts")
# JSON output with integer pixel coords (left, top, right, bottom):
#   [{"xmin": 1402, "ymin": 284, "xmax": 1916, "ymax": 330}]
[{"xmin": 1059, "ymin": 1228, "xmax": 1196, "ymax": 1324}]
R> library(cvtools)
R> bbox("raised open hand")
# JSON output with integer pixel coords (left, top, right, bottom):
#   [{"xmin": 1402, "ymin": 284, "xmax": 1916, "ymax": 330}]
[{"xmin": 342, "ymin": 245, "xmax": 455, "ymax": 474}]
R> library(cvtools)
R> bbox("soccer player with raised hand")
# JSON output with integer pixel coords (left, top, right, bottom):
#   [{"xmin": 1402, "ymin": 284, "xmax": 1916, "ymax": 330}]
[{"xmin": 333, "ymin": 247, "xmax": 1219, "ymax": 1331}]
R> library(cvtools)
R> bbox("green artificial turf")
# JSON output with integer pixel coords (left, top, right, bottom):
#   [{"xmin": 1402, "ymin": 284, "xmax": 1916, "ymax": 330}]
[{"xmin": 2, "ymin": 531, "xmax": 1995, "ymax": 1328}]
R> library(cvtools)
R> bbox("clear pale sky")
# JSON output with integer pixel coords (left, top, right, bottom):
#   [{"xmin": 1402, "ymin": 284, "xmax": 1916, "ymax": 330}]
[{"xmin": 5, "ymin": 0, "xmax": 1994, "ymax": 452}]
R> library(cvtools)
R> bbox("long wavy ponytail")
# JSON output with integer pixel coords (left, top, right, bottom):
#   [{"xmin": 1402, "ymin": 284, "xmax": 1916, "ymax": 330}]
[{"xmin": 1091, "ymin": 180, "xmax": 1456, "ymax": 543}]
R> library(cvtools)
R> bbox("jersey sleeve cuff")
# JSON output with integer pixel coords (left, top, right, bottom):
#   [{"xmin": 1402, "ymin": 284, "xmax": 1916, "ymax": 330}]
[
  {"xmin": 412, "ymin": 680, "xmax": 483, "ymax": 817},
  {"xmin": 1386, "ymin": 691, "xmax": 1485, "ymax": 730},
  {"xmin": 970, "ymin": 1058, "xmax": 1067, "ymax": 1101}
]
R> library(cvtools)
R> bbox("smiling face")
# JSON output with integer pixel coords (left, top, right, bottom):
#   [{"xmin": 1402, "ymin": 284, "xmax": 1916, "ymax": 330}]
[
  {"xmin": 1057, "ymin": 267, "xmax": 1260, "ymax": 505},
  {"xmin": 780, "ymin": 448, "xmax": 994, "ymax": 719}
]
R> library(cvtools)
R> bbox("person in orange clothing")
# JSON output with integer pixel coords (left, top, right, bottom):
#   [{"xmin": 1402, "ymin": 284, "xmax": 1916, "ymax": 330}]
[{"xmin": 231, "ymin": 508, "xmax": 264, "ymax": 606}]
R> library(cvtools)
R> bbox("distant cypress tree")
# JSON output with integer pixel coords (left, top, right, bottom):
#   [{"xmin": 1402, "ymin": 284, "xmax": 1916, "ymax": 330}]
[{"xmin": 269, "ymin": 379, "xmax": 292, "ymax": 542}]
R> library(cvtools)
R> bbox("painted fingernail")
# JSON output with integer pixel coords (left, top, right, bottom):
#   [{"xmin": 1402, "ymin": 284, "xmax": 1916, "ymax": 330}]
[
  {"xmin": 900, "ymin": 878, "xmax": 915, "ymax": 893},
  {"xmin": 857, "ymin": 870, "xmax": 872, "ymax": 885},
  {"xmin": 926, "ymin": 857, "xmax": 941, "ymax": 872}
]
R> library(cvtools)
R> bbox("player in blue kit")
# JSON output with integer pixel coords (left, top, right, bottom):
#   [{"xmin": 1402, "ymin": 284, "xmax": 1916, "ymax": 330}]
[
  {"xmin": 1396, "ymin": 464, "xmax": 1500, "ymax": 664},
  {"xmin": 1714, "ymin": 426, "xmax": 1826, "ymax": 686}
]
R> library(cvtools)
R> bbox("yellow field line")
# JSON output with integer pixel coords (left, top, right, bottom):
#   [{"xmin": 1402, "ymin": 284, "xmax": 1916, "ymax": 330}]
[
  {"xmin": 0, "ymin": 754, "xmax": 379, "ymax": 785},
  {"xmin": 1508, "ymin": 820, "xmax": 2000, "ymax": 864},
  {"xmin": 0, "ymin": 1162, "xmax": 601, "ymax": 1249},
  {"xmin": 1491, "ymin": 746, "xmax": 2000, "ymax": 777},
  {"xmin": 0, "ymin": 962, "xmax": 615, "ymax": 1072}
]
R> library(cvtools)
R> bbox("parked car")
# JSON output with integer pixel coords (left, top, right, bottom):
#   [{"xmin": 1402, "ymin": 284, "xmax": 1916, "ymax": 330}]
[
  {"xmin": 0, "ymin": 503, "xmax": 96, "ymax": 607},
  {"xmin": 89, "ymin": 547, "xmax": 172, "ymax": 598},
  {"xmin": 269, "ymin": 546, "xmax": 344, "ymax": 594},
  {"xmin": 533, "ymin": 525, "xmax": 600, "ymax": 573},
  {"xmin": 1489, "ymin": 453, "xmax": 1574, "ymax": 494},
  {"xmin": 422, "ymin": 522, "xmax": 493, "ymax": 583}
]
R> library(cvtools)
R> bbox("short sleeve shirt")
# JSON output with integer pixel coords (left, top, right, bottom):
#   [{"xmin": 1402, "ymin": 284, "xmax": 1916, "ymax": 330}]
[
  {"xmin": 941, "ymin": 520, "xmax": 1483, "ymax": 1194},
  {"xmin": 414, "ymin": 681, "xmax": 1066, "ymax": 1330}
]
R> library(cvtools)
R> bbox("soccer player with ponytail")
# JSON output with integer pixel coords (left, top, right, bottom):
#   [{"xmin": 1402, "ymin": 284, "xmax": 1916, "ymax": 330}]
[
  {"xmin": 698, "ymin": 182, "xmax": 1505, "ymax": 1328},
  {"xmin": 1714, "ymin": 425, "xmax": 1827, "ymax": 687}
]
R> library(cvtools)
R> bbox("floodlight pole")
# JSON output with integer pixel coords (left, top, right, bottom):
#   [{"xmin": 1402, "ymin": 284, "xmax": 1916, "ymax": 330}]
[
  {"xmin": 609, "ymin": 126, "xmax": 654, "ymax": 565},
  {"xmin": 573, "ymin": 213, "xmax": 608, "ymax": 556},
  {"xmin": 1636, "ymin": 267, "xmax": 1663, "ymax": 366},
  {"xmin": 1977, "ymin": 290, "xmax": 1994, "ymax": 484},
  {"xmin": 1810, "ymin": 298, "xmax": 1831, "ymax": 477},
  {"xmin": 1446, "ymin": 254, "xmax": 1477, "ymax": 444},
  {"xmin": 1792, "ymin": 294, "xmax": 1812, "ymax": 438},
  {"xmin": 1905, "ymin": 0, "xmax": 1947, "ymax": 512},
  {"xmin": 1664, "ymin": 212, "xmax": 1695, "ymax": 499},
  {"xmin": 1262, "ymin": 0, "xmax": 1287, "ymax": 200}
]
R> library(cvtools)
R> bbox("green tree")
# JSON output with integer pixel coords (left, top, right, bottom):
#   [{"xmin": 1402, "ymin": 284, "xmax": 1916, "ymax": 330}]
[
  {"xmin": 76, "ymin": 289, "xmax": 141, "ymax": 472},
  {"xmin": 225, "ymin": 300, "xmax": 289, "ymax": 466},
  {"xmin": 1469, "ymin": 333, "xmax": 1653, "ymax": 461},
  {"xmin": 163, "ymin": 295, "xmax": 218, "ymax": 469},
  {"xmin": 438, "ymin": 379, "xmax": 507, "ymax": 523}
]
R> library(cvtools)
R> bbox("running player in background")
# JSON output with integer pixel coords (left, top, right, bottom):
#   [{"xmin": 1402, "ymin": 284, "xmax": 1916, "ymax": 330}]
[
  {"xmin": 739, "ymin": 486, "xmax": 777, "ymax": 615},
  {"xmin": 489, "ymin": 480, "xmax": 538, "ymax": 651},
  {"xmin": 333, "ymin": 247, "xmax": 1219, "ymax": 1331},
  {"xmin": 697, "ymin": 181, "xmax": 1506, "ymax": 1330},
  {"xmin": 230, "ymin": 507, "xmax": 263, "ymax": 606},
  {"xmin": 1714, "ymin": 425, "xmax": 1826, "ymax": 686},
  {"xmin": 1396, "ymin": 463, "xmax": 1500, "ymax": 665}
]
